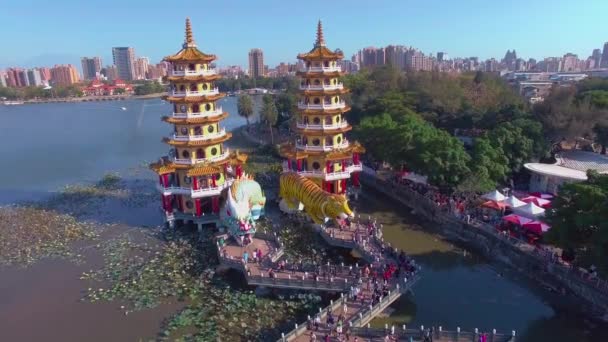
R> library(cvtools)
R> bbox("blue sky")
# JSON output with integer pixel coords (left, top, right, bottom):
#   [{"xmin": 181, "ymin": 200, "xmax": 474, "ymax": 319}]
[{"xmin": 1, "ymin": 0, "xmax": 607, "ymax": 70}]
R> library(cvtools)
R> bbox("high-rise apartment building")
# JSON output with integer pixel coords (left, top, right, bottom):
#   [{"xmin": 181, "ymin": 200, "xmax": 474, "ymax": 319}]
[
  {"xmin": 5, "ymin": 68, "xmax": 29, "ymax": 87},
  {"xmin": 561, "ymin": 53, "xmax": 579, "ymax": 72},
  {"xmin": 81, "ymin": 57, "xmax": 102, "ymax": 80},
  {"xmin": 134, "ymin": 57, "xmax": 150, "ymax": 80},
  {"xmin": 103, "ymin": 65, "xmax": 119, "ymax": 81},
  {"xmin": 436, "ymin": 52, "xmax": 448, "ymax": 62},
  {"xmin": 112, "ymin": 47, "xmax": 136, "ymax": 80},
  {"xmin": 0, "ymin": 70, "xmax": 7, "ymax": 87},
  {"xmin": 601, "ymin": 42, "xmax": 608, "ymax": 68},
  {"xmin": 146, "ymin": 63, "xmax": 167, "ymax": 80},
  {"xmin": 50, "ymin": 64, "xmax": 79, "ymax": 86},
  {"xmin": 385, "ymin": 45, "xmax": 408, "ymax": 70},
  {"xmin": 39, "ymin": 67, "xmax": 51, "ymax": 82},
  {"xmin": 27, "ymin": 68, "xmax": 43, "ymax": 86},
  {"xmin": 341, "ymin": 60, "xmax": 359, "ymax": 74},
  {"xmin": 405, "ymin": 50, "xmax": 433, "ymax": 71},
  {"xmin": 248, "ymin": 48, "xmax": 265, "ymax": 78},
  {"xmin": 591, "ymin": 49, "xmax": 602, "ymax": 69}
]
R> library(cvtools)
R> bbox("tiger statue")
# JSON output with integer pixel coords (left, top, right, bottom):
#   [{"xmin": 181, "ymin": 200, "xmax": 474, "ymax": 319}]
[{"xmin": 279, "ymin": 172, "xmax": 353, "ymax": 225}]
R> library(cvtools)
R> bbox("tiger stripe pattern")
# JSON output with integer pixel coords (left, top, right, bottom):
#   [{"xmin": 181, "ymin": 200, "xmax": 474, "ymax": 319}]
[{"xmin": 280, "ymin": 172, "xmax": 353, "ymax": 224}]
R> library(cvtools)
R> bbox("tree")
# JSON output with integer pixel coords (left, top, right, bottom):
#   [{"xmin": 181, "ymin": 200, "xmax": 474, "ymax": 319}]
[
  {"xmin": 356, "ymin": 113, "xmax": 471, "ymax": 188},
  {"xmin": 594, "ymin": 123, "xmax": 608, "ymax": 155},
  {"xmin": 274, "ymin": 92, "xmax": 297, "ymax": 125},
  {"xmin": 237, "ymin": 94, "xmax": 254, "ymax": 131},
  {"xmin": 260, "ymin": 94, "xmax": 278, "ymax": 144},
  {"xmin": 545, "ymin": 171, "xmax": 608, "ymax": 270},
  {"xmin": 488, "ymin": 122, "xmax": 535, "ymax": 172},
  {"xmin": 467, "ymin": 136, "xmax": 510, "ymax": 191}
]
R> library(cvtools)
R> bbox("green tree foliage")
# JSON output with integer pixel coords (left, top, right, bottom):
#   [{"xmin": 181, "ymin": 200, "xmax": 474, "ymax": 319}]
[
  {"xmin": 534, "ymin": 79, "xmax": 608, "ymax": 142},
  {"xmin": 355, "ymin": 113, "xmax": 470, "ymax": 187},
  {"xmin": 468, "ymin": 137, "xmax": 510, "ymax": 191},
  {"xmin": 237, "ymin": 94, "xmax": 254, "ymax": 131},
  {"xmin": 260, "ymin": 94, "xmax": 278, "ymax": 144},
  {"xmin": 274, "ymin": 92, "xmax": 297, "ymax": 125},
  {"xmin": 343, "ymin": 67, "xmax": 525, "ymax": 131},
  {"xmin": 545, "ymin": 171, "xmax": 608, "ymax": 269},
  {"xmin": 134, "ymin": 81, "xmax": 165, "ymax": 95}
]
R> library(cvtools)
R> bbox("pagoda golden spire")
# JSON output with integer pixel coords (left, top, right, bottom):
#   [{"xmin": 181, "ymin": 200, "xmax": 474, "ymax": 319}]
[
  {"xmin": 184, "ymin": 17, "xmax": 196, "ymax": 47},
  {"xmin": 316, "ymin": 20, "xmax": 325, "ymax": 47}
]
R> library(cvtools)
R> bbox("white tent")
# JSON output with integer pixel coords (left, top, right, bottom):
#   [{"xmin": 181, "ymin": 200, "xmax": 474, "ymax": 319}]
[
  {"xmin": 503, "ymin": 196, "xmax": 526, "ymax": 208},
  {"xmin": 482, "ymin": 190, "xmax": 506, "ymax": 202},
  {"xmin": 514, "ymin": 202, "xmax": 545, "ymax": 218}
]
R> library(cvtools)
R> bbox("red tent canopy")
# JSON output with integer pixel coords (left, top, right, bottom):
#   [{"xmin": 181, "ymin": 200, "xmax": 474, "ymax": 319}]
[
  {"xmin": 522, "ymin": 221, "xmax": 551, "ymax": 235},
  {"xmin": 521, "ymin": 196, "xmax": 552, "ymax": 208},
  {"xmin": 482, "ymin": 200, "xmax": 507, "ymax": 210},
  {"xmin": 502, "ymin": 214, "xmax": 533, "ymax": 226}
]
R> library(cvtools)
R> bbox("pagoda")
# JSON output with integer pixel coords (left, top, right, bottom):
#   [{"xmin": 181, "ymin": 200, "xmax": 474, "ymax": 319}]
[
  {"xmin": 280, "ymin": 21, "xmax": 365, "ymax": 195},
  {"xmin": 150, "ymin": 18, "xmax": 247, "ymax": 228}
]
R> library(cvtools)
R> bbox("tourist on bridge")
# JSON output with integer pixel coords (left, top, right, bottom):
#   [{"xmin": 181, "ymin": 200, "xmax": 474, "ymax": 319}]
[
  {"xmin": 256, "ymin": 248, "xmax": 263, "ymax": 263},
  {"xmin": 243, "ymin": 251, "xmax": 249, "ymax": 264},
  {"xmin": 314, "ymin": 315, "xmax": 321, "ymax": 331}
]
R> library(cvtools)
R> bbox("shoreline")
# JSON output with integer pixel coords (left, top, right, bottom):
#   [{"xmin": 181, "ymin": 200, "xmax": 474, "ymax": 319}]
[{"xmin": 8, "ymin": 92, "xmax": 166, "ymax": 105}]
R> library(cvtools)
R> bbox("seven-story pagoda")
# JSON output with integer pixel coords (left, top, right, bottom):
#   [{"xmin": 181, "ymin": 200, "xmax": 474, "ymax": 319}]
[
  {"xmin": 151, "ymin": 18, "xmax": 247, "ymax": 227},
  {"xmin": 280, "ymin": 21, "xmax": 365, "ymax": 195}
]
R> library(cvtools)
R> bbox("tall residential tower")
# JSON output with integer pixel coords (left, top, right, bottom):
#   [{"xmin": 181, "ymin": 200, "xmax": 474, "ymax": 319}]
[
  {"xmin": 81, "ymin": 57, "xmax": 102, "ymax": 80},
  {"xmin": 112, "ymin": 47, "xmax": 136, "ymax": 81},
  {"xmin": 248, "ymin": 48, "xmax": 265, "ymax": 78}
]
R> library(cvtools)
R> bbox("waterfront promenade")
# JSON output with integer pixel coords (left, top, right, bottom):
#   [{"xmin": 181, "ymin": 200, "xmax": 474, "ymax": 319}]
[
  {"xmin": 17, "ymin": 93, "xmax": 165, "ymax": 104},
  {"xmin": 361, "ymin": 167, "xmax": 608, "ymax": 319}
]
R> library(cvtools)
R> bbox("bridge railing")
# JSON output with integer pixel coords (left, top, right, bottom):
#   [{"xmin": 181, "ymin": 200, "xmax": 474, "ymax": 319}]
[
  {"xmin": 245, "ymin": 271, "xmax": 351, "ymax": 291},
  {"xmin": 350, "ymin": 326, "xmax": 515, "ymax": 342},
  {"xmin": 349, "ymin": 274, "xmax": 420, "ymax": 328},
  {"xmin": 278, "ymin": 296, "xmax": 347, "ymax": 342}
]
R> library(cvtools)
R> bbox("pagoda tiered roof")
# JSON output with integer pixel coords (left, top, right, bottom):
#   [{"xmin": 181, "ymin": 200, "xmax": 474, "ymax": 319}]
[
  {"xmin": 297, "ymin": 21, "xmax": 343, "ymax": 61},
  {"xmin": 164, "ymin": 74, "xmax": 221, "ymax": 82},
  {"xmin": 299, "ymin": 106, "xmax": 352, "ymax": 115},
  {"xmin": 162, "ymin": 112, "xmax": 228, "ymax": 124},
  {"xmin": 163, "ymin": 94, "xmax": 226, "ymax": 103},
  {"xmin": 296, "ymin": 70, "xmax": 343, "ymax": 77},
  {"xmin": 294, "ymin": 124, "xmax": 352, "ymax": 135},
  {"xmin": 162, "ymin": 133, "xmax": 233, "ymax": 147},
  {"xmin": 279, "ymin": 141, "xmax": 365, "ymax": 160},
  {"xmin": 300, "ymin": 88, "xmax": 349, "ymax": 96},
  {"xmin": 163, "ymin": 18, "xmax": 216, "ymax": 63},
  {"xmin": 150, "ymin": 151, "xmax": 248, "ymax": 175}
]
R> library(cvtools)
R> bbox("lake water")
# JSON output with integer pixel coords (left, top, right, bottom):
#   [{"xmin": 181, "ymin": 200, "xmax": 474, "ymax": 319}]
[{"xmin": 0, "ymin": 98, "xmax": 606, "ymax": 341}]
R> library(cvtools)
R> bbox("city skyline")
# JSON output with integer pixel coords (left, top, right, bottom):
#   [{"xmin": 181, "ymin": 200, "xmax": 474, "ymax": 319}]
[{"xmin": 2, "ymin": 0, "xmax": 608, "ymax": 70}]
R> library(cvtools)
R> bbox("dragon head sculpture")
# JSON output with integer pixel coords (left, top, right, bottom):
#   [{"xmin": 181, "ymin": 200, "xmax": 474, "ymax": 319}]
[{"xmin": 220, "ymin": 174, "xmax": 266, "ymax": 238}]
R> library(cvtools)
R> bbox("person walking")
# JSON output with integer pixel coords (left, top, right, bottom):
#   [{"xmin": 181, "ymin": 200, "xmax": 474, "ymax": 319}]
[{"xmin": 243, "ymin": 251, "xmax": 249, "ymax": 264}]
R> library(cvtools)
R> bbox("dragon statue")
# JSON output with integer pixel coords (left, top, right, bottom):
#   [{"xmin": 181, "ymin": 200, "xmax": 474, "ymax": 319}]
[
  {"xmin": 279, "ymin": 172, "xmax": 353, "ymax": 225},
  {"xmin": 219, "ymin": 174, "xmax": 266, "ymax": 243}
]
